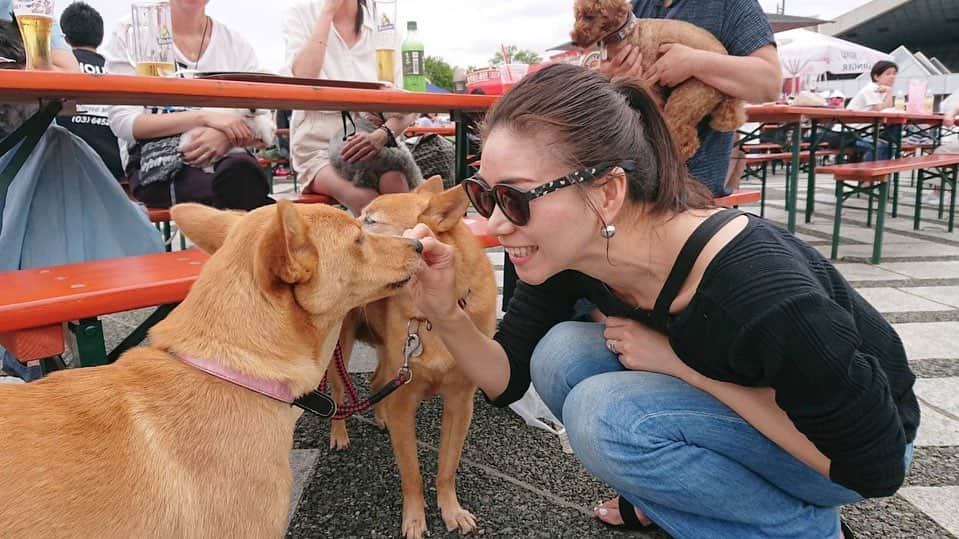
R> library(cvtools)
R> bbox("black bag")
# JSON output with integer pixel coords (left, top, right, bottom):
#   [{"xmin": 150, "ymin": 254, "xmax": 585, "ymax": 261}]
[
  {"xmin": 408, "ymin": 133, "xmax": 455, "ymax": 188},
  {"xmin": 136, "ymin": 135, "xmax": 183, "ymax": 187}
]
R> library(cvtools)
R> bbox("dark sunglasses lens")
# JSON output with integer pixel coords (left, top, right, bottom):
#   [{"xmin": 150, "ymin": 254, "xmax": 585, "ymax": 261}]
[
  {"xmin": 495, "ymin": 187, "xmax": 530, "ymax": 226},
  {"xmin": 463, "ymin": 181, "xmax": 495, "ymax": 218}
]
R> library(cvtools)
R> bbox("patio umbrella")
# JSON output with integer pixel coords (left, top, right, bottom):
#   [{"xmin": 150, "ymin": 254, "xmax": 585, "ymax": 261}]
[{"xmin": 776, "ymin": 29, "xmax": 892, "ymax": 79}]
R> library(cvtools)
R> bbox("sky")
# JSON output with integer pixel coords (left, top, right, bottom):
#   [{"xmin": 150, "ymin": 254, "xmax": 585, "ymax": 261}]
[{"xmin": 65, "ymin": 0, "xmax": 874, "ymax": 72}]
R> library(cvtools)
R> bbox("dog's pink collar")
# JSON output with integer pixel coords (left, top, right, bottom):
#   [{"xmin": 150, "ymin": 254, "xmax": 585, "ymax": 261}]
[{"xmin": 175, "ymin": 353, "xmax": 296, "ymax": 404}]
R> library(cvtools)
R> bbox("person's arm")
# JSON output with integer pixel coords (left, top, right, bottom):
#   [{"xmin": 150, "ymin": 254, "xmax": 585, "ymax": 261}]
[
  {"xmin": 943, "ymin": 105, "xmax": 959, "ymax": 127},
  {"xmin": 653, "ymin": 44, "xmax": 781, "ymax": 104},
  {"xmin": 286, "ymin": 1, "xmax": 344, "ymax": 78},
  {"xmin": 50, "ymin": 49, "xmax": 80, "ymax": 72},
  {"xmin": 403, "ymin": 224, "xmax": 578, "ymax": 404}
]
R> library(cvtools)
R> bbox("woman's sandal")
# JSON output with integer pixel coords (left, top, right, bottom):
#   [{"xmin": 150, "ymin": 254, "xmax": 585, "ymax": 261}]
[{"xmin": 597, "ymin": 496, "xmax": 660, "ymax": 531}]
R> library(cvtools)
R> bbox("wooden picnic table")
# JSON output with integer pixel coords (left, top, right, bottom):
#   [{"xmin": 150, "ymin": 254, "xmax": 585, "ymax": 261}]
[
  {"xmin": 0, "ymin": 72, "xmax": 497, "ymax": 231},
  {"xmin": 744, "ymin": 105, "xmax": 945, "ymax": 232}
]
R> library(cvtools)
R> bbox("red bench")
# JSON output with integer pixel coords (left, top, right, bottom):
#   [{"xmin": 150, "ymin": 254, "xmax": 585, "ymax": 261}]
[
  {"xmin": 0, "ymin": 249, "xmax": 208, "ymax": 371},
  {"xmin": 816, "ymin": 153, "xmax": 959, "ymax": 263}
]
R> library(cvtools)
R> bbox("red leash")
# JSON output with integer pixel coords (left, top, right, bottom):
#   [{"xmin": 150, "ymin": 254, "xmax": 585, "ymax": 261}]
[{"xmin": 319, "ymin": 342, "xmax": 410, "ymax": 421}]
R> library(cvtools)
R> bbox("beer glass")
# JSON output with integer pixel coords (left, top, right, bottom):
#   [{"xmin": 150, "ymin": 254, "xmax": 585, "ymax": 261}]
[
  {"xmin": 13, "ymin": 0, "xmax": 54, "ymax": 70},
  {"xmin": 374, "ymin": 0, "xmax": 397, "ymax": 83},
  {"xmin": 131, "ymin": 2, "xmax": 176, "ymax": 77}
]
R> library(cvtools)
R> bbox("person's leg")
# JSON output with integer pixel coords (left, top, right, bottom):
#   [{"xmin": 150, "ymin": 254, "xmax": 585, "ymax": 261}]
[
  {"xmin": 529, "ymin": 321, "xmax": 626, "ymax": 423},
  {"xmin": 210, "ymin": 153, "xmax": 274, "ymax": 211},
  {"xmin": 562, "ymin": 369, "xmax": 866, "ymax": 538},
  {"xmin": 378, "ymin": 171, "xmax": 410, "ymax": 194},
  {"xmin": 304, "ymin": 165, "xmax": 378, "ymax": 214}
]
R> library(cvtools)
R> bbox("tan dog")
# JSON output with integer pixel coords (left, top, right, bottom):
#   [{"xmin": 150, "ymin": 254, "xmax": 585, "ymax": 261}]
[
  {"xmin": 329, "ymin": 177, "xmax": 497, "ymax": 539},
  {"xmin": 571, "ymin": 0, "xmax": 747, "ymax": 160},
  {"xmin": 0, "ymin": 200, "xmax": 423, "ymax": 538}
]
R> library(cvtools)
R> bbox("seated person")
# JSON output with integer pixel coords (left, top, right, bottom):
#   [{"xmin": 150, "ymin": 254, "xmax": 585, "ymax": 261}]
[
  {"xmin": 104, "ymin": 0, "xmax": 272, "ymax": 210},
  {"xmin": 54, "ymin": 2, "xmax": 123, "ymax": 179},
  {"xmin": 283, "ymin": 0, "xmax": 415, "ymax": 214},
  {"xmin": 846, "ymin": 60, "xmax": 898, "ymax": 161},
  {"xmin": 0, "ymin": 0, "xmax": 79, "ymax": 72}
]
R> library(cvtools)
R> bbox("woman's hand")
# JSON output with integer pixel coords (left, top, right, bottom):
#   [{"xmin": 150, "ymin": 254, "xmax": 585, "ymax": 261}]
[
  {"xmin": 340, "ymin": 129, "xmax": 389, "ymax": 163},
  {"xmin": 201, "ymin": 111, "xmax": 255, "ymax": 146},
  {"xmin": 603, "ymin": 317, "xmax": 691, "ymax": 379},
  {"xmin": 596, "ymin": 44, "xmax": 658, "ymax": 88},
  {"xmin": 403, "ymin": 224, "xmax": 460, "ymax": 320},
  {"xmin": 649, "ymin": 43, "xmax": 704, "ymax": 88},
  {"xmin": 181, "ymin": 128, "xmax": 232, "ymax": 167}
]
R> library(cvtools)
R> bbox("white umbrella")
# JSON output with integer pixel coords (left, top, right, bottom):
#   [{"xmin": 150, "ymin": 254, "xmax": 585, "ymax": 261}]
[{"xmin": 776, "ymin": 29, "xmax": 892, "ymax": 78}]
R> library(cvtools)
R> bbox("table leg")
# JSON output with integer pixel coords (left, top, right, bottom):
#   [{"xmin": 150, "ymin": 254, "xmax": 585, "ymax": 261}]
[
  {"xmin": 787, "ymin": 122, "xmax": 800, "ymax": 233},
  {"xmin": 872, "ymin": 181, "xmax": 888, "ymax": 265},
  {"xmin": 805, "ymin": 120, "xmax": 819, "ymax": 223},
  {"xmin": 453, "ymin": 110, "xmax": 469, "ymax": 184}
]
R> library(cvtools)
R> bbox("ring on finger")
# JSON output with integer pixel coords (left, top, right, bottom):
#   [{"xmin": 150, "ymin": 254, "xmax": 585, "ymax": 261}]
[{"xmin": 606, "ymin": 339, "xmax": 618, "ymax": 355}]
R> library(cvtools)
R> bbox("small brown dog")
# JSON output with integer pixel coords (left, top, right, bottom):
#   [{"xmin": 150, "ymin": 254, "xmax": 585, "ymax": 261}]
[
  {"xmin": 0, "ymin": 201, "xmax": 422, "ymax": 538},
  {"xmin": 329, "ymin": 177, "xmax": 497, "ymax": 539},
  {"xmin": 571, "ymin": 0, "xmax": 746, "ymax": 160}
]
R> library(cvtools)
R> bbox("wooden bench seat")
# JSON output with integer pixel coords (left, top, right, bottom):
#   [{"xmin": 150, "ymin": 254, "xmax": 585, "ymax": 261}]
[
  {"xmin": 816, "ymin": 154, "xmax": 959, "ymax": 263},
  {"xmin": 0, "ymin": 249, "xmax": 208, "ymax": 365},
  {"xmin": 405, "ymin": 126, "xmax": 456, "ymax": 137},
  {"xmin": 269, "ymin": 192, "xmax": 338, "ymax": 205}
]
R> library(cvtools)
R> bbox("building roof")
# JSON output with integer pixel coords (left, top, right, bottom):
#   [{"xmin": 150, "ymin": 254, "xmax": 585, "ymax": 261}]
[{"xmin": 820, "ymin": 0, "xmax": 959, "ymax": 70}]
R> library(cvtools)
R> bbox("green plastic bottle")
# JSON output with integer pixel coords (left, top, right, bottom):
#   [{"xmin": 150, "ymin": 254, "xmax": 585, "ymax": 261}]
[{"xmin": 401, "ymin": 21, "xmax": 426, "ymax": 92}]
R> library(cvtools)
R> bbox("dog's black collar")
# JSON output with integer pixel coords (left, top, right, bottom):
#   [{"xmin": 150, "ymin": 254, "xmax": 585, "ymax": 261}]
[{"xmin": 600, "ymin": 12, "xmax": 637, "ymax": 46}]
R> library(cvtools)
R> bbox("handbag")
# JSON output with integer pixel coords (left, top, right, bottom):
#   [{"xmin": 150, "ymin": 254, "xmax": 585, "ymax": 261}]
[
  {"xmin": 407, "ymin": 133, "xmax": 455, "ymax": 188},
  {"xmin": 135, "ymin": 135, "xmax": 183, "ymax": 187}
]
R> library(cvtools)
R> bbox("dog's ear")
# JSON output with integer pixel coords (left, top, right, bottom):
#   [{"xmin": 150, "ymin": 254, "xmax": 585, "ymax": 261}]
[
  {"xmin": 262, "ymin": 199, "xmax": 318, "ymax": 284},
  {"xmin": 421, "ymin": 185, "xmax": 469, "ymax": 233},
  {"xmin": 170, "ymin": 203, "xmax": 242, "ymax": 254},
  {"xmin": 413, "ymin": 175, "xmax": 445, "ymax": 195}
]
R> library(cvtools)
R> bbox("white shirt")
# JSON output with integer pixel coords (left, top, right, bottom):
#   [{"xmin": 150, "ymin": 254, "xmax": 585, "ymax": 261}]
[
  {"xmin": 846, "ymin": 82, "xmax": 887, "ymax": 112},
  {"xmin": 103, "ymin": 16, "xmax": 261, "ymax": 145},
  {"xmin": 282, "ymin": 0, "xmax": 403, "ymax": 180}
]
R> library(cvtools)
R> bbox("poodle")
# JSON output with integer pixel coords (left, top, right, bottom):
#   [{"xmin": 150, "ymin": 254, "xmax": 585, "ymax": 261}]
[
  {"xmin": 570, "ymin": 0, "xmax": 747, "ymax": 160},
  {"xmin": 329, "ymin": 112, "xmax": 423, "ymax": 190}
]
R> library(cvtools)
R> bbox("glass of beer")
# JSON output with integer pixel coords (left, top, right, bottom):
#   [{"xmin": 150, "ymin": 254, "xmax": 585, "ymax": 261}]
[
  {"xmin": 374, "ymin": 0, "xmax": 397, "ymax": 84},
  {"xmin": 13, "ymin": 0, "xmax": 54, "ymax": 70},
  {"xmin": 131, "ymin": 2, "xmax": 176, "ymax": 77}
]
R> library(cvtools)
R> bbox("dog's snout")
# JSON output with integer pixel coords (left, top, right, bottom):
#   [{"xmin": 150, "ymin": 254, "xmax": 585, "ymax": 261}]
[{"xmin": 411, "ymin": 239, "xmax": 423, "ymax": 254}]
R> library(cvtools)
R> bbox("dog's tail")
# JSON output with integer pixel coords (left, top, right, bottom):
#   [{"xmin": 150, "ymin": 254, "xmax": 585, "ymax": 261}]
[{"xmin": 709, "ymin": 98, "xmax": 747, "ymax": 132}]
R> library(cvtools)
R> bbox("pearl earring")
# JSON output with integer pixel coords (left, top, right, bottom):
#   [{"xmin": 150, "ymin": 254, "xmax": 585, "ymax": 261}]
[{"xmin": 600, "ymin": 224, "xmax": 616, "ymax": 239}]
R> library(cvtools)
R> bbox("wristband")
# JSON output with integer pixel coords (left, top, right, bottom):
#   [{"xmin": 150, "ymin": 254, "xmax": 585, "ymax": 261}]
[{"xmin": 378, "ymin": 124, "xmax": 398, "ymax": 148}]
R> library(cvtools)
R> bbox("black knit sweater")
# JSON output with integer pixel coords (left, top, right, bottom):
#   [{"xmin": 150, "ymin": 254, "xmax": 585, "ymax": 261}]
[{"xmin": 491, "ymin": 214, "xmax": 919, "ymax": 499}]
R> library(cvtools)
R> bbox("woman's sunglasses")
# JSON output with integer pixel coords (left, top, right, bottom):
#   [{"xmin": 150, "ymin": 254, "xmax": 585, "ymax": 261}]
[{"xmin": 461, "ymin": 160, "xmax": 636, "ymax": 226}]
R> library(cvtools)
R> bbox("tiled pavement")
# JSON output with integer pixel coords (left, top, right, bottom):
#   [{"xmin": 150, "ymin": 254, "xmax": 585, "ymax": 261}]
[{"xmin": 3, "ymin": 173, "xmax": 958, "ymax": 537}]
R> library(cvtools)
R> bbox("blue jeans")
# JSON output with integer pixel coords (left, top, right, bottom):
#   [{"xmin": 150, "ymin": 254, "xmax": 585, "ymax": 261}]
[{"xmin": 530, "ymin": 321, "xmax": 914, "ymax": 538}]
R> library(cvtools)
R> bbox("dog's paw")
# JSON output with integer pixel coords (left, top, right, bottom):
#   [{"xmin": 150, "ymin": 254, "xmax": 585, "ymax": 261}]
[
  {"xmin": 402, "ymin": 512, "xmax": 429, "ymax": 539},
  {"xmin": 441, "ymin": 506, "xmax": 477, "ymax": 534},
  {"xmin": 329, "ymin": 422, "xmax": 350, "ymax": 450}
]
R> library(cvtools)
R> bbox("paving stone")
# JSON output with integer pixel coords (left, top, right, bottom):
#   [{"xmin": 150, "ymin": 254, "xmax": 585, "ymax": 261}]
[
  {"xmin": 855, "ymin": 288, "xmax": 955, "ymax": 313},
  {"xmin": 895, "ymin": 322, "xmax": 959, "ymax": 360},
  {"xmin": 899, "ymin": 486, "xmax": 959, "ymax": 536},
  {"xmin": 881, "ymin": 261, "xmax": 959, "ymax": 281},
  {"xmin": 835, "ymin": 263, "xmax": 913, "ymax": 282},
  {"xmin": 288, "ymin": 449, "xmax": 320, "ymax": 528},
  {"xmin": 914, "ymin": 378, "xmax": 959, "ymax": 418},
  {"xmin": 908, "ymin": 287, "xmax": 959, "ymax": 309},
  {"xmin": 913, "ymin": 401, "xmax": 959, "ymax": 447},
  {"xmin": 819, "ymin": 243, "xmax": 959, "ymax": 260}
]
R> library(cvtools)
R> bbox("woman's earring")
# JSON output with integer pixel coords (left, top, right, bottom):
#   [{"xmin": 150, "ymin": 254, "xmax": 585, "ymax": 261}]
[{"xmin": 600, "ymin": 224, "xmax": 616, "ymax": 239}]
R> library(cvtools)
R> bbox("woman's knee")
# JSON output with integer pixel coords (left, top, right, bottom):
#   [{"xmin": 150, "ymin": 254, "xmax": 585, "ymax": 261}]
[
  {"xmin": 529, "ymin": 321, "xmax": 602, "ymax": 391},
  {"xmin": 378, "ymin": 171, "xmax": 409, "ymax": 194}
]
